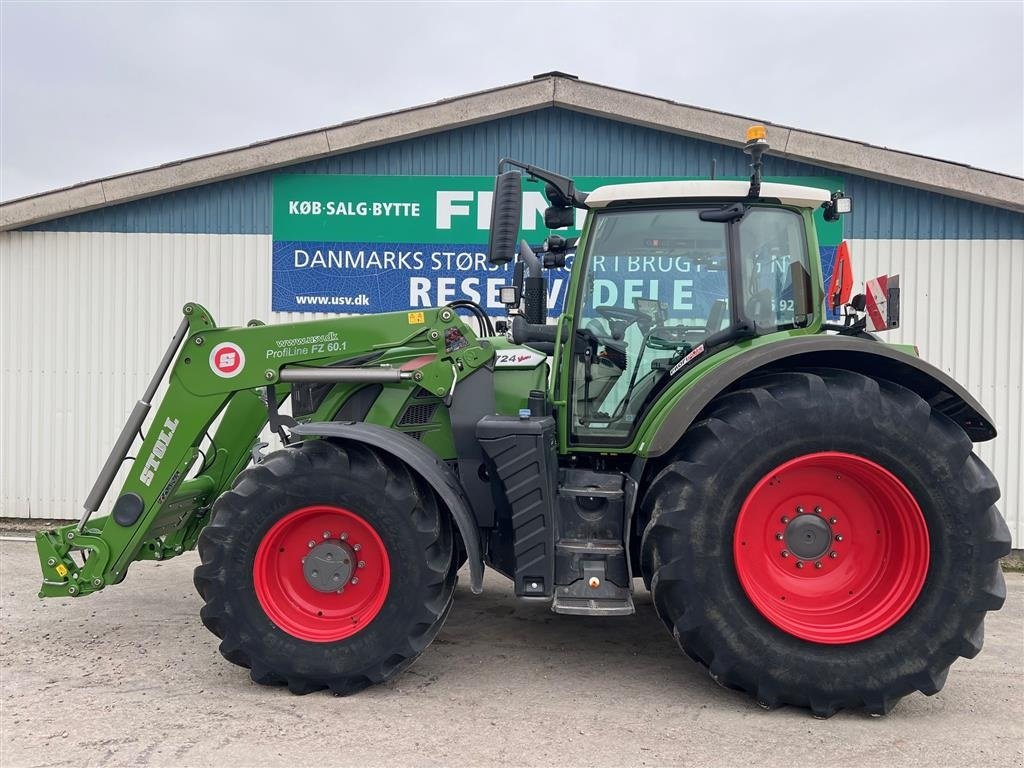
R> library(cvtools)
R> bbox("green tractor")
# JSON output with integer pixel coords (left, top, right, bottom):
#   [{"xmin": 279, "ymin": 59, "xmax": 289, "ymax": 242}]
[{"xmin": 36, "ymin": 127, "xmax": 1010, "ymax": 716}]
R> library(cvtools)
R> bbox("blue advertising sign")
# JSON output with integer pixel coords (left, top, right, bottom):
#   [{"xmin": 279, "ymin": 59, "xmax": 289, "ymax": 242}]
[{"xmin": 271, "ymin": 175, "xmax": 843, "ymax": 317}]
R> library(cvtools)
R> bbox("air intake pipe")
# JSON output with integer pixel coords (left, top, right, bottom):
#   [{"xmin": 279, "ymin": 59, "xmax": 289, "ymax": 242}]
[{"xmin": 519, "ymin": 240, "xmax": 546, "ymax": 325}]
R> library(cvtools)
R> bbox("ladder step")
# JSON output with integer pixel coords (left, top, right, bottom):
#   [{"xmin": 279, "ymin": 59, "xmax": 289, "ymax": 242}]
[
  {"xmin": 555, "ymin": 539, "xmax": 623, "ymax": 555},
  {"xmin": 552, "ymin": 593, "xmax": 635, "ymax": 616},
  {"xmin": 558, "ymin": 486, "xmax": 623, "ymax": 499}
]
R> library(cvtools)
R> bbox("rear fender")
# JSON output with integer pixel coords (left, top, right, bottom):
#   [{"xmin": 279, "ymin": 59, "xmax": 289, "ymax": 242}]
[
  {"xmin": 290, "ymin": 421, "xmax": 484, "ymax": 593},
  {"xmin": 645, "ymin": 336, "xmax": 996, "ymax": 458}
]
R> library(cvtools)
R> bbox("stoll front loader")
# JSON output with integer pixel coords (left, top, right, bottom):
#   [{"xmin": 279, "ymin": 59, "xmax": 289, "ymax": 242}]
[{"xmin": 36, "ymin": 127, "xmax": 1010, "ymax": 716}]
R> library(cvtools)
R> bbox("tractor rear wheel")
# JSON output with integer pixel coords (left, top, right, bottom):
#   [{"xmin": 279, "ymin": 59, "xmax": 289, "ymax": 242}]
[
  {"xmin": 639, "ymin": 369, "xmax": 1010, "ymax": 717},
  {"xmin": 194, "ymin": 439, "xmax": 456, "ymax": 695}
]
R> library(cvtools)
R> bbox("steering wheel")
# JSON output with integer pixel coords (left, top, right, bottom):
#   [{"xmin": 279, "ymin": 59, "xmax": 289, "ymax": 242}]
[
  {"xmin": 596, "ymin": 306, "xmax": 647, "ymax": 325},
  {"xmin": 596, "ymin": 306, "xmax": 652, "ymax": 340}
]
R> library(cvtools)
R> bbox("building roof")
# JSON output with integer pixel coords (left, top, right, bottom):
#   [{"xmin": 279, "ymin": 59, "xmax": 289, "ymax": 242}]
[
  {"xmin": 586, "ymin": 180, "xmax": 832, "ymax": 209},
  {"xmin": 2, "ymin": 72, "xmax": 1022, "ymax": 231}
]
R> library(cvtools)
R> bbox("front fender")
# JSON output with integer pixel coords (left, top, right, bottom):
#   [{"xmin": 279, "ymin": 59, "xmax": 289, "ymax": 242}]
[
  {"xmin": 642, "ymin": 335, "xmax": 996, "ymax": 458},
  {"xmin": 290, "ymin": 421, "xmax": 485, "ymax": 594}
]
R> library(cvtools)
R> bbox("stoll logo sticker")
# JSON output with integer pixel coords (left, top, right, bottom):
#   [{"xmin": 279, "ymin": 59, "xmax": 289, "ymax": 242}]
[{"xmin": 210, "ymin": 342, "xmax": 245, "ymax": 378}]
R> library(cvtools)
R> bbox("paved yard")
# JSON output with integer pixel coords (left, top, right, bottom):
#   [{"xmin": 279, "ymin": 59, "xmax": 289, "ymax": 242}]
[{"xmin": 1, "ymin": 539, "xmax": 1021, "ymax": 767}]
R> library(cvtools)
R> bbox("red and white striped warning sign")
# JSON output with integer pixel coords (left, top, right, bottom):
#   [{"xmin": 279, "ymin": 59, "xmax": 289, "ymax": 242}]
[
  {"xmin": 864, "ymin": 274, "xmax": 899, "ymax": 331},
  {"xmin": 865, "ymin": 275, "xmax": 888, "ymax": 330}
]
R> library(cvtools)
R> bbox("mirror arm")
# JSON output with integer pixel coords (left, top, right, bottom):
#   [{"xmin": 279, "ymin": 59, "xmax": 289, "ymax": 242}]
[{"xmin": 497, "ymin": 158, "xmax": 589, "ymax": 208}]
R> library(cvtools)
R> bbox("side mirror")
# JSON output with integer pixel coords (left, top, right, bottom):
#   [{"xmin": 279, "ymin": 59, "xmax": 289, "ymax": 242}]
[{"xmin": 487, "ymin": 172, "xmax": 522, "ymax": 266}]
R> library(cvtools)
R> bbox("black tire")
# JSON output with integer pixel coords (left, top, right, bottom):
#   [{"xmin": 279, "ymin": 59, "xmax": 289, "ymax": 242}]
[
  {"xmin": 194, "ymin": 439, "xmax": 456, "ymax": 695},
  {"xmin": 639, "ymin": 369, "xmax": 1011, "ymax": 717}
]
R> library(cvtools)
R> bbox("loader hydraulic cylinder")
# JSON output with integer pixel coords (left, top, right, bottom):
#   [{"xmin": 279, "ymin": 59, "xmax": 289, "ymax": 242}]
[
  {"xmin": 278, "ymin": 366, "xmax": 414, "ymax": 384},
  {"xmin": 78, "ymin": 316, "xmax": 191, "ymax": 530}
]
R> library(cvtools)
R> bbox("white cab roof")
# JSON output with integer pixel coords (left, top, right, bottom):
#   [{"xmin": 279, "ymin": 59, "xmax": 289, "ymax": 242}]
[{"xmin": 585, "ymin": 180, "xmax": 833, "ymax": 209}]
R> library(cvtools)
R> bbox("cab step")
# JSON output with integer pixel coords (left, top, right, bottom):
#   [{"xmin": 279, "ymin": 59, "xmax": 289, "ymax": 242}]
[
  {"xmin": 552, "ymin": 558, "xmax": 635, "ymax": 616},
  {"xmin": 550, "ymin": 470, "xmax": 635, "ymax": 615},
  {"xmin": 552, "ymin": 591, "xmax": 635, "ymax": 616}
]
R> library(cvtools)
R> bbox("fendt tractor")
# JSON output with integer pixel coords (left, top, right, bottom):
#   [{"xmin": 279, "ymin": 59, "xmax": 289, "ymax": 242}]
[{"xmin": 36, "ymin": 127, "xmax": 1011, "ymax": 716}]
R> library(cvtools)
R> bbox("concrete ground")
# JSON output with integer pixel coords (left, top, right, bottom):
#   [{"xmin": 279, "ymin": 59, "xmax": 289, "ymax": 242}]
[{"xmin": 1, "ymin": 539, "xmax": 1021, "ymax": 768}]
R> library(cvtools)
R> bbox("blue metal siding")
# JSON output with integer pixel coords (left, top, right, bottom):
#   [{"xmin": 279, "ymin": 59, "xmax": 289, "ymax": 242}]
[{"xmin": 24, "ymin": 107, "xmax": 1024, "ymax": 239}]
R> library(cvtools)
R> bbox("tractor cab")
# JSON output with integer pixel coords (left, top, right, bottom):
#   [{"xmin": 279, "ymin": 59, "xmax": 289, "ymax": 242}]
[
  {"xmin": 566, "ymin": 179, "xmax": 828, "ymax": 443},
  {"xmin": 489, "ymin": 127, "xmax": 849, "ymax": 448}
]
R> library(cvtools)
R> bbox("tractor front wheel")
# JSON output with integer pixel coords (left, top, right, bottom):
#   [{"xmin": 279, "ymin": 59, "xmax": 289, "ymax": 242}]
[
  {"xmin": 640, "ymin": 369, "xmax": 1011, "ymax": 717},
  {"xmin": 194, "ymin": 439, "xmax": 456, "ymax": 695}
]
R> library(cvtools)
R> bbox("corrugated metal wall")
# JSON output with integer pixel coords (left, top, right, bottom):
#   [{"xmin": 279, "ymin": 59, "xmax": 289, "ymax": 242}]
[
  {"xmin": 3, "ymin": 105, "xmax": 1022, "ymax": 545},
  {"xmin": 2, "ymin": 229, "xmax": 1021, "ymax": 544},
  {"xmin": 0, "ymin": 231, "xmax": 331, "ymax": 521},
  {"xmin": 850, "ymin": 239, "xmax": 1024, "ymax": 541},
  {"xmin": 25, "ymin": 108, "xmax": 1024, "ymax": 240}
]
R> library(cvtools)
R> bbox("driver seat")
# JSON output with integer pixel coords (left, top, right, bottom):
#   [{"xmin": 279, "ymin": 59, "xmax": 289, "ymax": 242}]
[{"xmin": 706, "ymin": 299, "xmax": 727, "ymax": 335}]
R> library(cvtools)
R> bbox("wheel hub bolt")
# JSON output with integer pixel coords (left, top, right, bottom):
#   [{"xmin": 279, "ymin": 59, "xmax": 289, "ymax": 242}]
[
  {"xmin": 351, "ymin": 577, "xmax": 359, "ymax": 586},
  {"xmin": 795, "ymin": 561, "xmax": 804, "ymax": 569},
  {"xmin": 795, "ymin": 506, "xmax": 804, "ymax": 515},
  {"xmin": 780, "ymin": 550, "xmax": 790, "ymax": 558},
  {"xmin": 357, "ymin": 560, "xmax": 366, "ymax": 569},
  {"xmin": 814, "ymin": 506, "xmax": 822, "ymax": 515},
  {"xmin": 775, "ymin": 532, "xmax": 784, "ymax": 541},
  {"xmin": 307, "ymin": 540, "xmax": 316, "ymax": 548},
  {"xmin": 353, "ymin": 543, "xmax": 362, "ymax": 552},
  {"xmin": 829, "ymin": 517, "xmax": 837, "ymax": 525},
  {"xmin": 814, "ymin": 561, "xmax": 822, "ymax": 569},
  {"xmin": 340, "ymin": 532, "xmax": 348, "ymax": 540},
  {"xmin": 829, "ymin": 550, "xmax": 838, "ymax": 559},
  {"xmin": 781, "ymin": 516, "xmax": 790, "ymax": 524},
  {"xmin": 322, "ymin": 531, "xmax": 331, "ymax": 539},
  {"xmin": 835, "ymin": 534, "xmax": 843, "ymax": 542}
]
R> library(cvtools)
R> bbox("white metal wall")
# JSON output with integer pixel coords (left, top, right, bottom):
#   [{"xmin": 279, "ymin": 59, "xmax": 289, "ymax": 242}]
[
  {"xmin": 0, "ymin": 231, "xmax": 313, "ymax": 523},
  {"xmin": 849, "ymin": 238, "xmax": 1024, "ymax": 544},
  {"xmin": 1, "ymin": 231, "xmax": 1021, "ymax": 545}
]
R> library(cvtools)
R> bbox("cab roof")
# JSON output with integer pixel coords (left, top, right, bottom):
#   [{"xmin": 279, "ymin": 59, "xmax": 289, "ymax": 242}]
[{"xmin": 585, "ymin": 180, "xmax": 833, "ymax": 209}]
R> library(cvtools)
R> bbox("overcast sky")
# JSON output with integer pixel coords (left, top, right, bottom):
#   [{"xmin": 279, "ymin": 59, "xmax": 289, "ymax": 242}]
[{"xmin": 1, "ymin": 1, "xmax": 1022, "ymax": 202}]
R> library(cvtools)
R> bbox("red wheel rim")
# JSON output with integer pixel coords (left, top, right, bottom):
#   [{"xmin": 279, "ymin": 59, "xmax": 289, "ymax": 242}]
[
  {"xmin": 733, "ymin": 452, "xmax": 929, "ymax": 644},
  {"xmin": 253, "ymin": 505, "xmax": 390, "ymax": 642}
]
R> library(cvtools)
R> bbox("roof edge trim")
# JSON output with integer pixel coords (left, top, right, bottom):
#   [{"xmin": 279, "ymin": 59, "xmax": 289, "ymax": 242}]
[{"xmin": 3, "ymin": 74, "xmax": 1022, "ymax": 231}]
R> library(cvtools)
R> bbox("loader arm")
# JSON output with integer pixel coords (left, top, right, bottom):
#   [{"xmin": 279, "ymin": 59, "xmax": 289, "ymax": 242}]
[{"xmin": 37, "ymin": 302, "xmax": 493, "ymax": 598}]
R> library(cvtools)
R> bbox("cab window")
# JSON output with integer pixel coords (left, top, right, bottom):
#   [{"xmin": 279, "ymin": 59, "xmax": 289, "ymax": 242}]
[
  {"xmin": 737, "ymin": 208, "xmax": 809, "ymax": 333},
  {"xmin": 570, "ymin": 205, "xmax": 810, "ymax": 443},
  {"xmin": 572, "ymin": 207, "xmax": 729, "ymax": 441}
]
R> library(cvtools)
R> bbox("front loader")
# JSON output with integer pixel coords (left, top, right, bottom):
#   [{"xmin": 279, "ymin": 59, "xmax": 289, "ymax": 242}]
[{"xmin": 36, "ymin": 127, "xmax": 1011, "ymax": 716}]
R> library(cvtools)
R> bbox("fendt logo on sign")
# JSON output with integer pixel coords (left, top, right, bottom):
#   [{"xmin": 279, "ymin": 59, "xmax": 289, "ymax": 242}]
[{"xmin": 210, "ymin": 342, "xmax": 245, "ymax": 378}]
